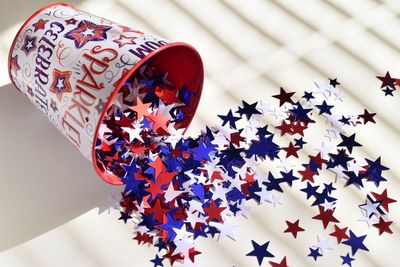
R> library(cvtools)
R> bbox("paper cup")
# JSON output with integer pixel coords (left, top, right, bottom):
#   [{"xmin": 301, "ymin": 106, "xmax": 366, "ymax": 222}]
[{"xmin": 8, "ymin": 2, "xmax": 204, "ymax": 185}]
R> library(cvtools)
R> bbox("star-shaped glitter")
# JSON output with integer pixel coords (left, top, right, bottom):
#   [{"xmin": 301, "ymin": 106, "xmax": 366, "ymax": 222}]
[
  {"xmin": 329, "ymin": 78, "xmax": 340, "ymax": 87},
  {"xmin": 269, "ymin": 256, "xmax": 289, "ymax": 267},
  {"xmin": 246, "ymin": 240, "xmax": 275, "ymax": 266},
  {"xmin": 358, "ymin": 109, "xmax": 376, "ymax": 124},
  {"xmin": 236, "ymin": 100, "xmax": 261, "ymax": 119},
  {"xmin": 371, "ymin": 189, "xmax": 396, "ymax": 212},
  {"xmin": 113, "ymin": 35, "xmax": 137, "ymax": 47},
  {"xmin": 373, "ymin": 217, "xmax": 393, "ymax": 235},
  {"xmin": 283, "ymin": 219, "xmax": 304, "ymax": 238},
  {"xmin": 316, "ymin": 100, "xmax": 334, "ymax": 115},
  {"xmin": 49, "ymin": 68, "xmax": 73, "ymax": 101},
  {"xmin": 64, "ymin": 20, "xmax": 112, "ymax": 48},
  {"xmin": 308, "ymin": 247, "xmax": 322, "ymax": 261},
  {"xmin": 150, "ymin": 254, "xmax": 164, "ymax": 266},
  {"xmin": 312, "ymin": 205, "xmax": 339, "ymax": 229},
  {"xmin": 337, "ymin": 133, "xmax": 362, "ymax": 154},
  {"xmin": 382, "ymin": 86, "xmax": 394, "ymax": 96},
  {"xmin": 21, "ymin": 34, "xmax": 37, "ymax": 56},
  {"xmin": 376, "ymin": 71, "xmax": 396, "ymax": 88},
  {"xmin": 340, "ymin": 253, "xmax": 355, "ymax": 267},
  {"xmin": 129, "ymin": 97, "xmax": 152, "ymax": 120},
  {"xmin": 272, "ymin": 87, "xmax": 295, "ymax": 107},
  {"xmin": 329, "ymin": 225, "xmax": 349, "ymax": 243},
  {"xmin": 218, "ymin": 109, "xmax": 241, "ymax": 129},
  {"xmin": 342, "ymin": 230, "xmax": 369, "ymax": 255}
]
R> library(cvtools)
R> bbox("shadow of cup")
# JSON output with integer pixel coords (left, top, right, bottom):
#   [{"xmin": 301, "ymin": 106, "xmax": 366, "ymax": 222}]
[{"xmin": 0, "ymin": 83, "xmax": 120, "ymax": 252}]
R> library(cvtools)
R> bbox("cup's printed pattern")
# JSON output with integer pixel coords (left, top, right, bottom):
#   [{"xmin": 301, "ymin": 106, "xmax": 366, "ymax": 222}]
[{"xmin": 9, "ymin": 4, "xmax": 169, "ymax": 160}]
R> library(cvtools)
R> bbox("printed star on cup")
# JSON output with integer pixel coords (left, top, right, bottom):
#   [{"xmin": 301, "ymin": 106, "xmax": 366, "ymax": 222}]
[
  {"xmin": 49, "ymin": 68, "xmax": 73, "ymax": 101},
  {"xmin": 21, "ymin": 35, "xmax": 37, "ymax": 56},
  {"xmin": 114, "ymin": 35, "xmax": 137, "ymax": 47},
  {"xmin": 64, "ymin": 20, "xmax": 112, "ymax": 48}
]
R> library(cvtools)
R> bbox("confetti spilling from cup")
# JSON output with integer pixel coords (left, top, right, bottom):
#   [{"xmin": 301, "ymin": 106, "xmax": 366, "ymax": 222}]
[{"xmin": 103, "ymin": 74, "xmax": 395, "ymax": 266}]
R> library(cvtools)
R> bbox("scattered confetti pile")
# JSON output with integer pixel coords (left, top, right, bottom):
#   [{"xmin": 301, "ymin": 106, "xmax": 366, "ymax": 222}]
[{"xmin": 96, "ymin": 68, "xmax": 396, "ymax": 267}]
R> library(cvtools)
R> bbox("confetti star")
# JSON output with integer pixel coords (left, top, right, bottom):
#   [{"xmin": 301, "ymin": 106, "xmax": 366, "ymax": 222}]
[
  {"xmin": 294, "ymin": 137, "xmax": 307, "ymax": 148},
  {"xmin": 283, "ymin": 219, "xmax": 304, "ymax": 238},
  {"xmin": 209, "ymin": 220, "xmax": 238, "ymax": 241},
  {"xmin": 372, "ymin": 217, "xmax": 393, "ymax": 235},
  {"xmin": 339, "ymin": 116, "xmax": 350, "ymax": 125},
  {"xmin": 371, "ymin": 189, "xmax": 396, "ymax": 212},
  {"xmin": 269, "ymin": 256, "xmax": 289, "ymax": 267},
  {"xmin": 337, "ymin": 133, "xmax": 362, "ymax": 154},
  {"xmin": 376, "ymin": 71, "xmax": 396, "ymax": 89},
  {"xmin": 113, "ymin": 35, "xmax": 137, "ymax": 47},
  {"xmin": 32, "ymin": 18, "xmax": 48, "ymax": 32},
  {"xmin": 203, "ymin": 200, "xmax": 226, "ymax": 223},
  {"xmin": 288, "ymin": 102, "xmax": 313, "ymax": 122},
  {"xmin": 218, "ymin": 109, "xmax": 241, "ymax": 129},
  {"xmin": 312, "ymin": 205, "xmax": 339, "ymax": 229},
  {"xmin": 129, "ymin": 97, "xmax": 152, "ymax": 120},
  {"xmin": 282, "ymin": 142, "xmax": 301, "ymax": 158},
  {"xmin": 315, "ymin": 236, "xmax": 334, "ymax": 255},
  {"xmin": 118, "ymin": 211, "xmax": 132, "ymax": 223},
  {"xmin": 329, "ymin": 225, "xmax": 349, "ymax": 243},
  {"xmin": 342, "ymin": 230, "xmax": 369, "ymax": 255},
  {"xmin": 358, "ymin": 109, "xmax": 376, "ymax": 124},
  {"xmin": 246, "ymin": 240, "xmax": 275, "ymax": 266},
  {"xmin": 173, "ymin": 225, "xmax": 190, "ymax": 241},
  {"xmin": 382, "ymin": 87, "xmax": 395, "ymax": 96},
  {"xmin": 150, "ymin": 254, "xmax": 164, "ymax": 266},
  {"xmin": 358, "ymin": 198, "xmax": 380, "ymax": 218},
  {"xmin": 280, "ymin": 170, "xmax": 299, "ymax": 187},
  {"xmin": 364, "ymin": 156, "xmax": 389, "ymax": 187},
  {"xmin": 329, "ymin": 78, "xmax": 340, "ymax": 87},
  {"xmin": 164, "ymin": 182, "xmax": 184, "ymax": 202},
  {"xmin": 321, "ymin": 199, "xmax": 335, "ymax": 211},
  {"xmin": 122, "ymin": 121, "xmax": 144, "ymax": 143},
  {"xmin": 344, "ymin": 171, "xmax": 365, "ymax": 188},
  {"xmin": 308, "ymin": 247, "xmax": 322, "ymax": 261},
  {"xmin": 255, "ymin": 186, "xmax": 274, "ymax": 203},
  {"xmin": 301, "ymin": 182, "xmax": 319, "ymax": 200},
  {"xmin": 236, "ymin": 100, "xmax": 261, "ymax": 119},
  {"xmin": 358, "ymin": 211, "xmax": 379, "ymax": 227},
  {"xmin": 298, "ymin": 165, "xmax": 318, "ymax": 183},
  {"xmin": 316, "ymin": 100, "xmax": 334, "ymax": 115},
  {"xmin": 273, "ymin": 87, "xmax": 295, "ymax": 107},
  {"xmin": 340, "ymin": 253, "xmax": 355, "ymax": 267},
  {"xmin": 302, "ymin": 91, "xmax": 315, "ymax": 101}
]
